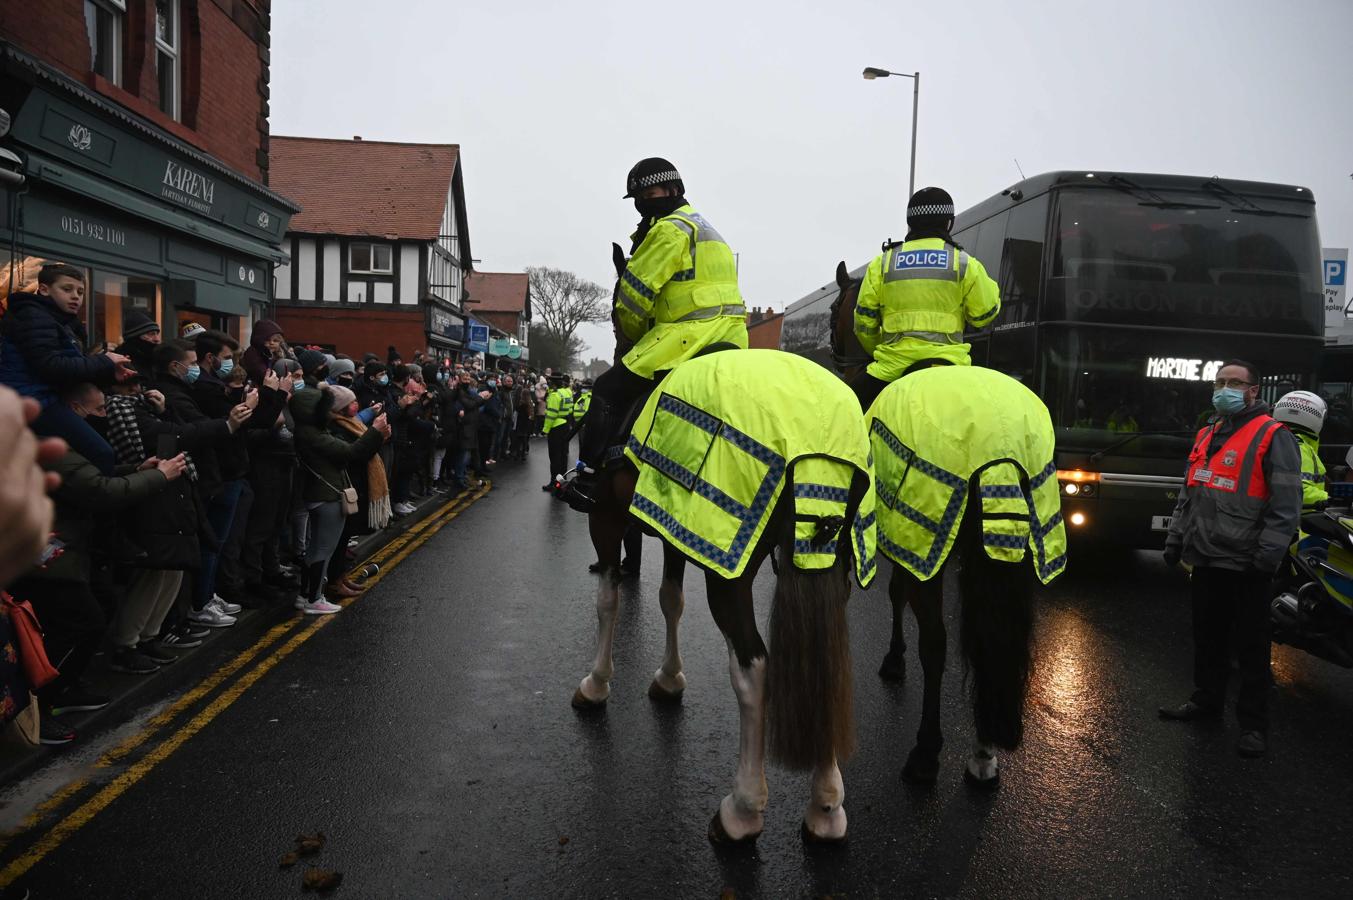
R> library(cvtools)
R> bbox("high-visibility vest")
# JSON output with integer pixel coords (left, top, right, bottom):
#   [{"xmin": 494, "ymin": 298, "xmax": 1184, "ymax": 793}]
[
  {"xmin": 573, "ymin": 390, "xmax": 592, "ymax": 422},
  {"xmin": 1185, "ymin": 415, "xmax": 1282, "ymax": 499},
  {"xmin": 867, "ymin": 364, "xmax": 1067, "ymax": 584},
  {"xmin": 624, "ymin": 349, "xmax": 876, "ymax": 585},
  {"xmin": 1295, "ymin": 431, "xmax": 1328, "ymax": 509},
  {"xmin": 615, "ymin": 204, "xmax": 745, "ymax": 343},
  {"xmin": 854, "ymin": 237, "xmax": 1000, "ymax": 378},
  {"xmin": 543, "ymin": 387, "xmax": 573, "ymax": 434}
]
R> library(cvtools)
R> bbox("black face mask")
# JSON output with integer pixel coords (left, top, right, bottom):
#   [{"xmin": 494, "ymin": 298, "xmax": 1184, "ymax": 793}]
[
  {"xmin": 634, "ymin": 194, "xmax": 685, "ymax": 220},
  {"xmin": 337, "ymin": 375, "xmax": 354, "ymax": 387}
]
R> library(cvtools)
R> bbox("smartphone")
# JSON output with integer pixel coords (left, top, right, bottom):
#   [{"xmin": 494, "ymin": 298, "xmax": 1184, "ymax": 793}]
[{"xmin": 156, "ymin": 433, "xmax": 178, "ymax": 460}]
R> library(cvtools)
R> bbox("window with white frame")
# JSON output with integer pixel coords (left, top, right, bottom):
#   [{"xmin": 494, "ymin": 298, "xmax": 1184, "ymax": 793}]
[
  {"xmin": 84, "ymin": 0, "xmax": 125, "ymax": 86},
  {"xmin": 349, "ymin": 243, "xmax": 393, "ymax": 274},
  {"xmin": 155, "ymin": 0, "xmax": 181, "ymax": 119}
]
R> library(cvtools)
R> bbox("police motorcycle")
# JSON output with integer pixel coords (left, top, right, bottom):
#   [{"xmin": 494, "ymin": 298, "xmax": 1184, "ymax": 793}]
[{"xmin": 1270, "ymin": 444, "xmax": 1353, "ymax": 669}]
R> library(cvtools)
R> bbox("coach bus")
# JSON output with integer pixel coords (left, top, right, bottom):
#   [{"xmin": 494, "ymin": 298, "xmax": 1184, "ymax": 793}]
[{"xmin": 782, "ymin": 171, "xmax": 1326, "ymax": 547}]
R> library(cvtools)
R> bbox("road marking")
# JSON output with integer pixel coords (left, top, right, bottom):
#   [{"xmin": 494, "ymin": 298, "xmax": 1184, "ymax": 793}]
[{"xmin": 0, "ymin": 483, "xmax": 492, "ymax": 886}]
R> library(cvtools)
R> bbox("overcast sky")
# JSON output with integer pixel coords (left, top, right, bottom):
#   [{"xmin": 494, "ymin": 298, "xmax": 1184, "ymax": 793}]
[{"xmin": 270, "ymin": 0, "xmax": 1353, "ymax": 360}]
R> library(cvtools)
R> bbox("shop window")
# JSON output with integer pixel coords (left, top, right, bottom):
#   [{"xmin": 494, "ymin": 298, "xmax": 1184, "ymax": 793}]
[
  {"xmin": 349, "ymin": 243, "xmax": 392, "ymax": 274},
  {"xmin": 85, "ymin": 0, "xmax": 126, "ymax": 86},
  {"xmin": 88, "ymin": 271, "xmax": 162, "ymax": 351},
  {"xmin": 155, "ymin": 0, "xmax": 181, "ymax": 120}
]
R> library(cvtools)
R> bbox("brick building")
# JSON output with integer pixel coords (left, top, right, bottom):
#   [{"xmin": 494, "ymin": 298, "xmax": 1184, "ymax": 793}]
[
  {"xmin": 266, "ymin": 136, "xmax": 473, "ymax": 361},
  {"xmin": 746, "ymin": 306, "xmax": 784, "ymax": 349},
  {"xmin": 465, "ymin": 271, "xmax": 530, "ymax": 366},
  {"xmin": 0, "ymin": 1, "xmax": 294, "ymax": 347}
]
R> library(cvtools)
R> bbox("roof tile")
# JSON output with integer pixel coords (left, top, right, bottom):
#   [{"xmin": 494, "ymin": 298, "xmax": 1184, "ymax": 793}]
[{"xmin": 467, "ymin": 272, "xmax": 529, "ymax": 313}]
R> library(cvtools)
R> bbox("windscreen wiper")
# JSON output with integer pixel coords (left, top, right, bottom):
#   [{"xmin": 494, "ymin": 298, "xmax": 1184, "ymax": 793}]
[
  {"xmin": 1086, "ymin": 430, "xmax": 1196, "ymax": 463},
  {"xmin": 1105, "ymin": 175, "xmax": 1218, "ymax": 210},
  {"xmin": 1201, "ymin": 178, "xmax": 1309, "ymax": 218}
]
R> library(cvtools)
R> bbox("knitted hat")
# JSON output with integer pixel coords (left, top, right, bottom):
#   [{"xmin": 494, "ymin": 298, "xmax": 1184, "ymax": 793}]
[
  {"xmin": 296, "ymin": 348, "xmax": 328, "ymax": 377},
  {"xmin": 328, "ymin": 358, "xmax": 356, "ymax": 379},
  {"xmin": 123, "ymin": 310, "xmax": 160, "ymax": 340},
  {"xmin": 906, "ymin": 187, "xmax": 955, "ymax": 225},
  {"xmin": 180, "ymin": 321, "xmax": 206, "ymax": 339},
  {"xmin": 327, "ymin": 384, "xmax": 357, "ymax": 411}
]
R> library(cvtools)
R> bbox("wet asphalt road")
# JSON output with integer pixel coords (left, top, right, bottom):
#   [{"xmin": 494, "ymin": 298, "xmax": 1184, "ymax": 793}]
[{"xmin": 4, "ymin": 442, "xmax": 1353, "ymax": 899}]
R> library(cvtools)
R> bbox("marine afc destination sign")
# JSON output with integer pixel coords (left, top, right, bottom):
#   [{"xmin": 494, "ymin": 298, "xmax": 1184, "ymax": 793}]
[{"xmin": 161, "ymin": 160, "xmax": 216, "ymax": 215}]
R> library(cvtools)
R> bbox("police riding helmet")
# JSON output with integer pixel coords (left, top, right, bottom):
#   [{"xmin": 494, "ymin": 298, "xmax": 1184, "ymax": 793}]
[
  {"xmin": 906, "ymin": 186, "xmax": 955, "ymax": 228},
  {"xmin": 624, "ymin": 157, "xmax": 684, "ymax": 199},
  {"xmin": 1273, "ymin": 390, "xmax": 1327, "ymax": 436}
]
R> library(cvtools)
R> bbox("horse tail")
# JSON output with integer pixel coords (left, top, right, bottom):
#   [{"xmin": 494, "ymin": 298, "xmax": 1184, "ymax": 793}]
[
  {"xmin": 958, "ymin": 482, "xmax": 1035, "ymax": 751},
  {"xmin": 765, "ymin": 488, "xmax": 858, "ymax": 771}
]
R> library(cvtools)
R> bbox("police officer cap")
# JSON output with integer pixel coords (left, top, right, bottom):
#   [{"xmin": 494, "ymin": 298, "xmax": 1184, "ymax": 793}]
[
  {"xmin": 906, "ymin": 186, "xmax": 955, "ymax": 223},
  {"xmin": 624, "ymin": 157, "xmax": 684, "ymax": 199}
]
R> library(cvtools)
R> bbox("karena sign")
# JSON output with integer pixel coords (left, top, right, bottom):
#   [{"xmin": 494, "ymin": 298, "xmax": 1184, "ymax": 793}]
[{"xmin": 1145, "ymin": 357, "xmax": 1223, "ymax": 382}]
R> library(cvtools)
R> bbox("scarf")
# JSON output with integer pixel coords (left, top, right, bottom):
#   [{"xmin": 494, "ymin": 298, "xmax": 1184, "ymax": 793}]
[
  {"xmin": 105, "ymin": 394, "xmax": 199, "ymax": 482},
  {"xmin": 333, "ymin": 415, "xmax": 390, "ymax": 529}
]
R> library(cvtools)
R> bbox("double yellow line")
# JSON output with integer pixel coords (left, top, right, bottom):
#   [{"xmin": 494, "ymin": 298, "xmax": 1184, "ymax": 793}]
[{"xmin": 0, "ymin": 483, "xmax": 490, "ymax": 887}]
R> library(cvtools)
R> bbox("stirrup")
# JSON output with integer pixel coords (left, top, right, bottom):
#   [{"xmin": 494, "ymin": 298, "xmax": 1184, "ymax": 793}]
[{"xmin": 556, "ymin": 466, "xmax": 597, "ymax": 512}]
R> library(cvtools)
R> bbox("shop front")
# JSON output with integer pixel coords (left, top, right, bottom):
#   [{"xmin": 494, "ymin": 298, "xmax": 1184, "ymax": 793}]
[
  {"xmin": 427, "ymin": 303, "xmax": 466, "ymax": 361},
  {"xmin": 0, "ymin": 48, "xmax": 295, "ymax": 351}
]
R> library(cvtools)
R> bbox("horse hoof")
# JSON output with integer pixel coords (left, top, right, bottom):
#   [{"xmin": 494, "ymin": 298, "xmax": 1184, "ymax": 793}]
[
  {"xmin": 647, "ymin": 680, "xmax": 684, "ymax": 704},
  {"xmin": 707, "ymin": 810, "xmax": 759, "ymax": 847},
  {"xmin": 799, "ymin": 820, "xmax": 847, "ymax": 847},
  {"xmin": 877, "ymin": 651, "xmax": 905, "ymax": 683},
  {"xmin": 962, "ymin": 767, "xmax": 1000, "ymax": 791},
  {"xmin": 901, "ymin": 747, "xmax": 940, "ymax": 785},
  {"xmin": 571, "ymin": 688, "xmax": 606, "ymax": 712}
]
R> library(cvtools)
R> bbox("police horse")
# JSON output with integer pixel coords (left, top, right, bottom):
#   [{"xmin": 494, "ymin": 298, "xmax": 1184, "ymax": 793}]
[
  {"xmin": 569, "ymin": 346, "xmax": 877, "ymax": 843},
  {"xmin": 828, "ymin": 262, "xmax": 1068, "ymax": 785}
]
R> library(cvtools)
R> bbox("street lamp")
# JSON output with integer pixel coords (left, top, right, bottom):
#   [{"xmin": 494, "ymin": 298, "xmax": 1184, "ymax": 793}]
[{"xmin": 861, "ymin": 66, "xmax": 920, "ymax": 200}]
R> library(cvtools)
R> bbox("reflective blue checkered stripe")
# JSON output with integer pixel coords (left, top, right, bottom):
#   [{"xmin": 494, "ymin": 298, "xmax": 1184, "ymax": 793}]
[
  {"xmin": 630, "ymin": 394, "xmax": 786, "ymax": 572},
  {"xmin": 871, "ymin": 418, "xmax": 967, "ymax": 577},
  {"xmin": 853, "ymin": 508, "xmax": 878, "ymax": 581},
  {"xmin": 794, "ymin": 483, "xmax": 850, "ymax": 503},
  {"xmin": 794, "ymin": 539, "xmax": 838, "ymax": 557},
  {"xmin": 980, "ymin": 484, "xmax": 1023, "ymax": 499}
]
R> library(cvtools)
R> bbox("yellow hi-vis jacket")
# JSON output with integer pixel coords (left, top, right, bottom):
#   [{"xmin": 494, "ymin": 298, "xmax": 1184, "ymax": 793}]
[
  {"xmin": 542, "ymin": 387, "xmax": 574, "ymax": 434},
  {"xmin": 867, "ymin": 364, "xmax": 1066, "ymax": 584},
  {"xmin": 616, "ymin": 204, "xmax": 749, "ymax": 380},
  {"xmin": 854, "ymin": 237, "xmax": 1001, "ymax": 381},
  {"xmin": 572, "ymin": 390, "xmax": 592, "ymax": 424},
  {"xmin": 1297, "ymin": 431, "xmax": 1328, "ymax": 509},
  {"xmin": 624, "ymin": 349, "xmax": 877, "ymax": 585}
]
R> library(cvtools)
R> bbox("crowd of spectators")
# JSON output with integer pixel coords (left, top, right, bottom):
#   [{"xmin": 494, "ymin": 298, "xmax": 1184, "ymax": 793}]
[{"xmin": 0, "ymin": 261, "xmax": 563, "ymax": 747}]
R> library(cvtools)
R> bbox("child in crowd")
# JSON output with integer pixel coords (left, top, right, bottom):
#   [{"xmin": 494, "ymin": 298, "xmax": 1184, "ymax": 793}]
[{"xmin": 0, "ymin": 262, "xmax": 129, "ymax": 474}]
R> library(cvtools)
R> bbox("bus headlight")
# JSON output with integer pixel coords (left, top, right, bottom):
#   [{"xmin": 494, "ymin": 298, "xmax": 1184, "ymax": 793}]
[
  {"xmin": 1065, "ymin": 483, "xmax": 1079, "ymax": 496},
  {"xmin": 1069, "ymin": 512, "xmax": 1087, "ymax": 527}
]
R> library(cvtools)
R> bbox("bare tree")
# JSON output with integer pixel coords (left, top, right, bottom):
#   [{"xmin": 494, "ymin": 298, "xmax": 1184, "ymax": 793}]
[{"xmin": 526, "ymin": 267, "xmax": 610, "ymax": 341}]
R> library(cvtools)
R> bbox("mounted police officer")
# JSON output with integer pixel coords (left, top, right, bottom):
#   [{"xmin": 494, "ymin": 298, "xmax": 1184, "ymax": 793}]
[
  {"xmin": 561, "ymin": 158, "xmax": 748, "ymax": 510},
  {"xmin": 850, "ymin": 187, "xmax": 1001, "ymax": 412},
  {"xmin": 1273, "ymin": 390, "xmax": 1328, "ymax": 509},
  {"xmin": 1160, "ymin": 360, "xmax": 1303, "ymax": 758}
]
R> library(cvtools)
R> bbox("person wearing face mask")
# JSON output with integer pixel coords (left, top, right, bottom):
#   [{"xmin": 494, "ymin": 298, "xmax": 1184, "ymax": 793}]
[
  {"xmin": 1160, "ymin": 359, "xmax": 1302, "ymax": 759},
  {"xmin": 561, "ymin": 158, "xmax": 748, "ymax": 512},
  {"xmin": 328, "ymin": 357, "xmax": 357, "ymax": 388}
]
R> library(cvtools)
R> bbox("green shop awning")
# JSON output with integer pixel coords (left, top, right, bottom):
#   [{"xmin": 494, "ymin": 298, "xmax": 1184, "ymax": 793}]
[{"xmin": 166, "ymin": 279, "xmax": 257, "ymax": 317}]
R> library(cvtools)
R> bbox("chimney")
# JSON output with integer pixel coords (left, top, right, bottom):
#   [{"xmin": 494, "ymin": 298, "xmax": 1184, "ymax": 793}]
[{"xmin": 353, "ymin": 135, "xmax": 362, "ymax": 141}]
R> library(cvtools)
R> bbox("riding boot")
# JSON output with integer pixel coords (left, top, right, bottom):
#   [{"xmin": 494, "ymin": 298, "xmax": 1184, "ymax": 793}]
[{"xmin": 576, "ymin": 394, "xmax": 613, "ymax": 472}]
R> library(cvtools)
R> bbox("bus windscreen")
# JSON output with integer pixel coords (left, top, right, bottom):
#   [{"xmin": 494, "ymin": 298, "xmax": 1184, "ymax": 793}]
[{"xmin": 1046, "ymin": 187, "xmax": 1323, "ymax": 336}]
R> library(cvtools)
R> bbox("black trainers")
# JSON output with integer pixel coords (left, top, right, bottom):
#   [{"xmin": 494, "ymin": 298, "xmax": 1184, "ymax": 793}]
[
  {"xmin": 1237, "ymin": 730, "xmax": 1268, "ymax": 758},
  {"xmin": 175, "ymin": 622, "xmax": 211, "ymax": 639},
  {"xmin": 1158, "ymin": 700, "xmax": 1221, "ymax": 722},
  {"xmin": 136, "ymin": 642, "xmax": 178, "ymax": 666},
  {"xmin": 39, "ymin": 715, "xmax": 76, "ymax": 746},
  {"xmin": 158, "ymin": 628, "xmax": 203, "ymax": 649},
  {"xmin": 109, "ymin": 647, "xmax": 161, "ymax": 675},
  {"xmin": 49, "ymin": 685, "xmax": 111, "ymax": 715}
]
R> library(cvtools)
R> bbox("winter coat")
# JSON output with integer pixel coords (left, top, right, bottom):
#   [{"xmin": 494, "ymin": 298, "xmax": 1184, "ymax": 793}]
[
  {"xmin": 329, "ymin": 419, "xmax": 376, "ymax": 534},
  {"xmin": 114, "ymin": 335, "xmax": 158, "ymax": 376},
  {"xmin": 153, "ymin": 375, "xmax": 228, "ymax": 497},
  {"xmin": 241, "ymin": 318, "xmax": 284, "ymax": 385},
  {"xmin": 191, "ymin": 370, "xmax": 287, "ymax": 481},
  {"xmin": 27, "ymin": 449, "xmax": 170, "ymax": 584},
  {"xmin": 478, "ymin": 385, "xmax": 504, "ymax": 434},
  {"xmin": 451, "ymin": 383, "xmax": 485, "ymax": 447},
  {"xmin": 290, "ymin": 387, "xmax": 384, "ymax": 503},
  {"xmin": 0, "ymin": 292, "xmax": 115, "ymax": 407},
  {"xmin": 106, "ymin": 393, "xmax": 219, "ymax": 570}
]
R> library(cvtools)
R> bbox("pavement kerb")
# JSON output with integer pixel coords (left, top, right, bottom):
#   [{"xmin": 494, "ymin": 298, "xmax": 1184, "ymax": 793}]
[{"xmin": 0, "ymin": 483, "xmax": 487, "ymax": 789}]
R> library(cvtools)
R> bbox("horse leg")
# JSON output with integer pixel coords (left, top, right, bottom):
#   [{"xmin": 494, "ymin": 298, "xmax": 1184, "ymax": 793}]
[
  {"xmin": 878, "ymin": 566, "xmax": 908, "ymax": 682},
  {"xmin": 648, "ymin": 544, "xmax": 687, "ymax": 702},
  {"xmin": 573, "ymin": 509, "xmax": 626, "ymax": 710},
  {"xmin": 706, "ymin": 571, "xmax": 768, "ymax": 844},
  {"xmin": 900, "ymin": 565, "xmax": 947, "ymax": 784},
  {"xmin": 803, "ymin": 758, "xmax": 847, "ymax": 842}
]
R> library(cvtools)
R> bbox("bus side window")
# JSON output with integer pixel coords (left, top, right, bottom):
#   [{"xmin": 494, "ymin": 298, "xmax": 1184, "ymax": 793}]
[{"xmin": 998, "ymin": 195, "xmax": 1049, "ymax": 325}]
